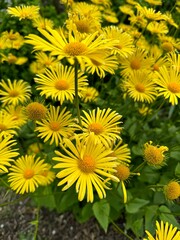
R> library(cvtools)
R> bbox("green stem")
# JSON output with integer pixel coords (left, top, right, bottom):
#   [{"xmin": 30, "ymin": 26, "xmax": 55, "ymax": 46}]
[
  {"xmin": 110, "ymin": 218, "xmax": 134, "ymax": 240},
  {"xmin": 33, "ymin": 206, "xmax": 40, "ymax": 240},
  {"xmin": 74, "ymin": 58, "xmax": 82, "ymax": 127},
  {"xmin": 0, "ymin": 195, "xmax": 28, "ymax": 207},
  {"xmin": 134, "ymin": 21, "xmax": 150, "ymax": 45},
  {"xmin": 132, "ymin": 161, "xmax": 146, "ymax": 173}
]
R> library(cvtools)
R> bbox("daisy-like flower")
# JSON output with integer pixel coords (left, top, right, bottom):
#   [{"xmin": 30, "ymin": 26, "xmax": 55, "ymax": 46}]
[
  {"xmin": 0, "ymin": 79, "xmax": 31, "ymax": 106},
  {"xmin": 155, "ymin": 66, "xmax": 180, "ymax": 105},
  {"xmin": 40, "ymin": 164, "xmax": 55, "ymax": 186},
  {"xmin": 25, "ymin": 26, "xmax": 116, "ymax": 70},
  {"xmin": 119, "ymin": 5, "xmax": 134, "ymax": 16},
  {"xmin": 166, "ymin": 52, "xmax": 180, "ymax": 72},
  {"xmin": 144, "ymin": 0, "xmax": 162, "ymax": 6},
  {"xmin": 53, "ymin": 134, "xmax": 119, "ymax": 202},
  {"xmin": 26, "ymin": 102, "xmax": 47, "ymax": 121},
  {"xmin": 143, "ymin": 141, "xmax": 168, "ymax": 167},
  {"xmin": 163, "ymin": 12, "xmax": 178, "ymax": 29},
  {"xmin": 110, "ymin": 140, "xmax": 131, "ymax": 165},
  {"xmin": 8, "ymin": 155, "xmax": 48, "ymax": 194},
  {"xmin": 147, "ymin": 21, "xmax": 168, "ymax": 35},
  {"xmin": 0, "ymin": 133, "xmax": 19, "ymax": 173},
  {"xmin": 119, "ymin": 48, "xmax": 154, "ymax": 77},
  {"xmin": 1, "ymin": 30, "xmax": 24, "ymax": 49},
  {"xmin": 85, "ymin": 52, "xmax": 118, "ymax": 78},
  {"xmin": 122, "ymin": 70, "xmax": 157, "ymax": 103},
  {"xmin": 164, "ymin": 180, "xmax": 180, "ymax": 201},
  {"xmin": 32, "ymin": 17, "xmax": 54, "ymax": 29},
  {"xmin": 36, "ymin": 105, "xmax": 78, "ymax": 146},
  {"xmin": 90, "ymin": 0, "xmax": 111, "ymax": 7},
  {"xmin": 7, "ymin": 5, "xmax": 40, "ymax": 20},
  {"xmin": 81, "ymin": 86, "xmax": 99, "ymax": 103},
  {"xmin": 145, "ymin": 220, "xmax": 180, "ymax": 240},
  {"xmin": 34, "ymin": 52, "xmax": 59, "ymax": 69},
  {"xmin": 4, "ymin": 105, "xmax": 28, "ymax": 127},
  {"xmin": 0, "ymin": 110, "xmax": 19, "ymax": 135},
  {"xmin": 34, "ymin": 64, "xmax": 88, "ymax": 104},
  {"xmin": 1, "ymin": 53, "xmax": 28, "ymax": 65},
  {"xmin": 80, "ymin": 108, "xmax": 122, "ymax": 147},
  {"xmin": 102, "ymin": 26, "xmax": 134, "ymax": 58},
  {"xmin": 136, "ymin": 4, "xmax": 165, "ymax": 21}
]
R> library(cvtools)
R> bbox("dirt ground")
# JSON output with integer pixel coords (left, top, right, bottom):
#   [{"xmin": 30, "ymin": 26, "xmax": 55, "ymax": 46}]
[{"xmin": 0, "ymin": 187, "xmax": 132, "ymax": 240}]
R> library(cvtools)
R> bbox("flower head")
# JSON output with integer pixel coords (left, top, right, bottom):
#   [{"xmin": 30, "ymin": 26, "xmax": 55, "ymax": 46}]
[
  {"xmin": 34, "ymin": 64, "xmax": 88, "ymax": 104},
  {"xmin": 145, "ymin": 220, "xmax": 180, "ymax": 240},
  {"xmin": 8, "ymin": 155, "xmax": 48, "ymax": 194},
  {"xmin": 0, "ymin": 133, "xmax": 19, "ymax": 173},
  {"xmin": 80, "ymin": 108, "xmax": 122, "ymax": 147},
  {"xmin": 53, "ymin": 134, "xmax": 119, "ymax": 202},
  {"xmin": 143, "ymin": 141, "xmax": 168, "ymax": 166},
  {"xmin": 0, "ymin": 110, "xmax": 19, "ymax": 136},
  {"xmin": 164, "ymin": 180, "xmax": 180, "ymax": 201},
  {"xmin": 26, "ymin": 102, "xmax": 47, "ymax": 121},
  {"xmin": 81, "ymin": 87, "xmax": 99, "ymax": 103},
  {"xmin": 0, "ymin": 79, "xmax": 31, "ymax": 106},
  {"xmin": 36, "ymin": 106, "xmax": 78, "ymax": 146},
  {"xmin": 7, "ymin": 5, "xmax": 40, "ymax": 20}
]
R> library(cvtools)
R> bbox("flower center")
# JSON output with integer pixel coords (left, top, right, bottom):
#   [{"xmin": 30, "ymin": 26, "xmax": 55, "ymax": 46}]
[
  {"xmin": 89, "ymin": 122, "xmax": 104, "ymax": 135},
  {"xmin": 8, "ymin": 55, "xmax": 17, "ymax": 63},
  {"xmin": 130, "ymin": 59, "xmax": 141, "ymax": 70},
  {"xmin": 115, "ymin": 44, "xmax": 123, "ymax": 49},
  {"xmin": 0, "ymin": 123, "xmax": 7, "ymax": 131},
  {"xmin": 144, "ymin": 145, "xmax": 167, "ymax": 165},
  {"xmin": 64, "ymin": 42, "xmax": 87, "ymax": 56},
  {"xmin": 135, "ymin": 83, "xmax": 145, "ymax": 92},
  {"xmin": 78, "ymin": 155, "xmax": 96, "ymax": 173},
  {"xmin": 161, "ymin": 42, "xmax": 174, "ymax": 52},
  {"xmin": 24, "ymin": 169, "xmax": 34, "ymax": 179},
  {"xmin": 115, "ymin": 164, "xmax": 130, "ymax": 181},
  {"xmin": 165, "ymin": 181, "xmax": 180, "ymax": 200},
  {"xmin": 49, "ymin": 121, "xmax": 61, "ymax": 131},
  {"xmin": 54, "ymin": 80, "xmax": 69, "ymax": 90},
  {"xmin": 9, "ymin": 90, "xmax": 19, "ymax": 97},
  {"xmin": 168, "ymin": 82, "xmax": 180, "ymax": 93},
  {"xmin": 153, "ymin": 63, "xmax": 159, "ymax": 71},
  {"xmin": 76, "ymin": 20, "xmax": 90, "ymax": 33},
  {"xmin": 90, "ymin": 59, "xmax": 102, "ymax": 66},
  {"xmin": 26, "ymin": 102, "xmax": 47, "ymax": 120}
]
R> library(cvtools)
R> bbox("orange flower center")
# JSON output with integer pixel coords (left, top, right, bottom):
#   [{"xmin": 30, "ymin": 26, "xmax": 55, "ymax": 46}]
[
  {"xmin": 168, "ymin": 82, "xmax": 180, "ymax": 93},
  {"xmin": 9, "ymin": 90, "xmax": 19, "ymax": 97},
  {"xmin": 0, "ymin": 123, "xmax": 7, "ymax": 131},
  {"xmin": 130, "ymin": 59, "xmax": 141, "ymax": 70},
  {"xmin": 161, "ymin": 42, "xmax": 174, "ymax": 52},
  {"xmin": 90, "ymin": 59, "xmax": 102, "ymax": 66},
  {"xmin": 144, "ymin": 145, "xmax": 168, "ymax": 165},
  {"xmin": 55, "ymin": 80, "xmax": 69, "ymax": 90},
  {"xmin": 153, "ymin": 63, "xmax": 159, "ymax": 71},
  {"xmin": 89, "ymin": 122, "xmax": 104, "ymax": 135},
  {"xmin": 64, "ymin": 42, "xmax": 87, "ymax": 56},
  {"xmin": 49, "ymin": 121, "xmax": 61, "ymax": 131},
  {"xmin": 165, "ymin": 181, "xmax": 180, "ymax": 200},
  {"xmin": 24, "ymin": 169, "xmax": 34, "ymax": 179},
  {"xmin": 26, "ymin": 102, "xmax": 47, "ymax": 120},
  {"xmin": 76, "ymin": 20, "xmax": 90, "ymax": 33},
  {"xmin": 78, "ymin": 155, "xmax": 96, "ymax": 173},
  {"xmin": 135, "ymin": 83, "xmax": 145, "ymax": 92},
  {"xmin": 115, "ymin": 164, "xmax": 130, "ymax": 181}
]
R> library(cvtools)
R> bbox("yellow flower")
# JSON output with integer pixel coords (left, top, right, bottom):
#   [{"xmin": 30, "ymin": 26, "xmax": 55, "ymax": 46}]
[
  {"xmin": 90, "ymin": 0, "xmax": 111, "ymax": 7},
  {"xmin": 120, "ymin": 48, "xmax": 154, "ymax": 77},
  {"xmin": 4, "ymin": 105, "xmax": 28, "ymax": 127},
  {"xmin": 53, "ymin": 134, "xmax": 119, "ymax": 202},
  {"xmin": 144, "ymin": 0, "xmax": 162, "ymax": 5},
  {"xmin": 155, "ymin": 66, "xmax": 180, "ymax": 105},
  {"xmin": 25, "ymin": 26, "xmax": 115, "ymax": 70},
  {"xmin": 34, "ymin": 52, "xmax": 59, "ymax": 69},
  {"xmin": 80, "ymin": 108, "xmax": 122, "ymax": 147},
  {"xmin": 34, "ymin": 64, "xmax": 88, "ymax": 104},
  {"xmin": 143, "ymin": 141, "xmax": 168, "ymax": 166},
  {"xmin": 0, "ymin": 79, "xmax": 31, "ymax": 106},
  {"xmin": 102, "ymin": 26, "xmax": 134, "ymax": 58},
  {"xmin": 0, "ymin": 110, "xmax": 19, "ymax": 136},
  {"xmin": 166, "ymin": 52, "xmax": 180, "ymax": 73},
  {"xmin": 7, "ymin": 5, "xmax": 40, "ymax": 20},
  {"xmin": 8, "ymin": 155, "xmax": 48, "ymax": 194},
  {"xmin": 122, "ymin": 70, "xmax": 157, "ymax": 103},
  {"xmin": 0, "ymin": 132, "xmax": 19, "ymax": 173},
  {"xmin": 145, "ymin": 220, "xmax": 180, "ymax": 240},
  {"xmin": 36, "ymin": 105, "xmax": 78, "ymax": 146},
  {"xmin": 110, "ymin": 140, "xmax": 131, "ymax": 165},
  {"xmin": 1, "ymin": 53, "xmax": 28, "ymax": 65},
  {"xmin": 136, "ymin": 4, "xmax": 165, "ymax": 21},
  {"xmin": 26, "ymin": 102, "xmax": 47, "ymax": 121},
  {"xmin": 147, "ymin": 21, "xmax": 168, "ymax": 35},
  {"xmin": 40, "ymin": 164, "xmax": 55, "ymax": 186},
  {"xmin": 164, "ymin": 180, "xmax": 180, "ymax": 201},
  {"xmin": 1, "ymin": 30, "xmax": 24, "ymax": 49},
  {"xmin": 32, "ymin": 17, "xmax": 54, "ymax": 29},
  {"xmin": 81, "ymin": 87, "xmax": 99, "ymax": 103}
]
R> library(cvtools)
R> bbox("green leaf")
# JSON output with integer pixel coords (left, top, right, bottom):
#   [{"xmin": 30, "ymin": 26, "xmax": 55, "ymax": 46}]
[
  {"xmin": 145, "ymin": 205, "xmax": 158, "ymax": 234},
  {"xmin": 92, "ymin": 199, "xmax": 110, "ymax": 232},
  {"xmin": 159, "ymin": 205, "xmax": 180, "ymax": 228},
  {"xmin": 132, "ymin": 218, "xmax": 144, "ymax": 237},
  {"xmin": 125, "ymin": 198, "xmax": 149, "ymax": 213},
  {"xmin": 175, "ymin": 163, "xmax": 180, "ymax": 177}
]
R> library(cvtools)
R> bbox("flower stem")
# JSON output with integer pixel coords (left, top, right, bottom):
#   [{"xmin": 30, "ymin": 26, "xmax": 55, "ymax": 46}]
[
  {"xmin": 74, "ymin": 58, "xmax": 82, "ymax": 127},
  {"xmin": 132, "ymin": 161, "xmax": 146, "ymax": 173}
]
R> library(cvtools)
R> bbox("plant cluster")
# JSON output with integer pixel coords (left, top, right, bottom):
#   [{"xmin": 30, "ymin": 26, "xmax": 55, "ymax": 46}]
[{"xmin": 0, "ymin": 0, "xmax": 180, "ymax": 239}]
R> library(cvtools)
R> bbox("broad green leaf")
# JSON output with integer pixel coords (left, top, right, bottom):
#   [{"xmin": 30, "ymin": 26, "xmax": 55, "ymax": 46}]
[
  {"xmin": 92, "ymin": 199, "xmax": 110, "ymax": 232},
  {"xmin": 132, "ymin": 218, "xmax": 144, "ymax": 237},
  {"xmin": 145, "ymin": 205, "xmax": 158, "ymax": 234},
  {"xmin": 175, "ymin": 163, "xmax": 180, "ymax": 177},
  {"xmin": 125, "ymin": 198, "xmax": 149, "ymax": 213},
  {"xmin": 159, "ymin": 205, "xmax": 180, "ymax": 228}
]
